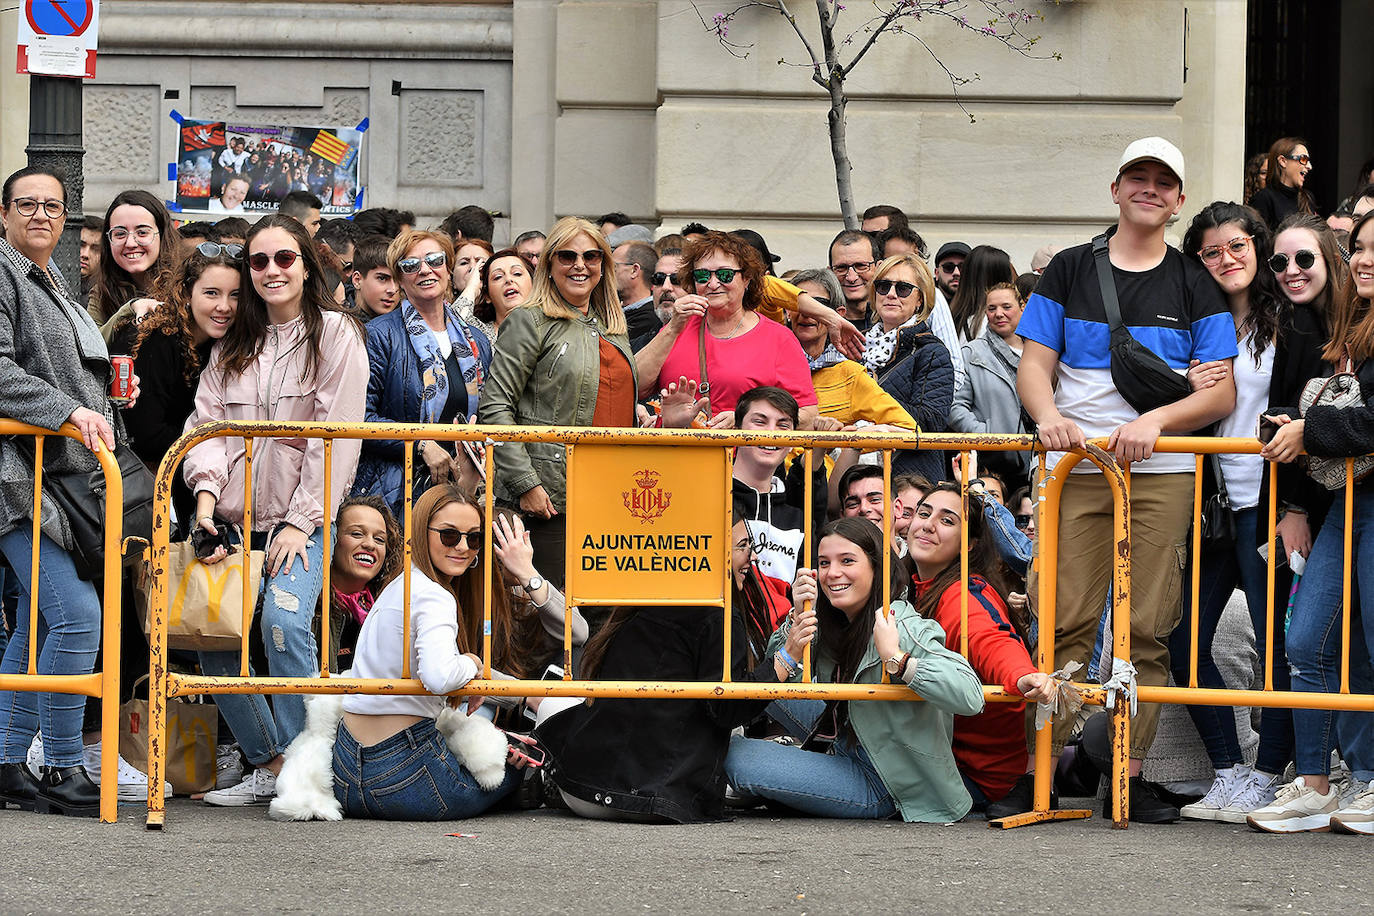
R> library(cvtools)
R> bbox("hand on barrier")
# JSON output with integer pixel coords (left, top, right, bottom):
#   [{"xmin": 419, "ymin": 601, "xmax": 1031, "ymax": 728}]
[
  {"xmin": 68, "ymin": 406, "xmax": 115, "ymax": 453},
  {"xmin": 1033, "ymin": 660, "xmax": 1086, "ymax": 731},
  {"xmin": 1107, "ymin": 414, "xmax": 1162, "ymax": 464},
  {"xmin": 518, "ymin": 484, "xmax": 557, "ymax": 519},
  {"xmin": 1258, "ymin": 415, "xmax": 1304, "ymax": 463},
  {"xmin": 1186, "ymin": 358, "xmax": 1229, "ymax": 391},
  {"xmin": 421, "ymin": 440, "xmax": 455, "ymax": 484},
  {"xmin": 872, "ymin": 606, "xmax": 899, "ymax": 661},
  {"xmin": 267, "ymin": 523, "xmax": 310, "ymax": 577},
  {"xmin": 706, "ymin": 410, "xmax": 735, "ymax": 430},
  {"xmin": 1035, "ymin": 412, "xmax": 1086, "ymax": 452},
  {"xmin": 784, "ymin": 606, "xmax": 817, "ymax": 661},
  {"xmin": 811, "ymin": 415, "xmax": 843, "ymax": 433},
  {"xmin": 1016, "ymin": 671, "xmax": 1052, "ymax": 703}
]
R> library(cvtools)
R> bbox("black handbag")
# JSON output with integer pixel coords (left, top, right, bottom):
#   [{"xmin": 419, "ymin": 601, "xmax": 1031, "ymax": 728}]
[
  {"xmin": 1198, "ymin": 452, "xmax": 1236, "ymax": 548},
  {"xmin": 1092, "ymin": 231, "xmax": 1193, "ymax": 416},
  {"xmin": 43, "ymin": 440, "xmax": 155, "ymax": 581}
]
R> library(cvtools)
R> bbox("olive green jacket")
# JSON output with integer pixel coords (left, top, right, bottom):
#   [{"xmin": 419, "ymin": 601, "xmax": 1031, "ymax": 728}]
[
  {"xmin": 477, "ymin": 304, "xmax": 636, "ymax": 510},
  {"xmin": 771, "ymin": 599, "xmax": 985, "ymax": 822}
]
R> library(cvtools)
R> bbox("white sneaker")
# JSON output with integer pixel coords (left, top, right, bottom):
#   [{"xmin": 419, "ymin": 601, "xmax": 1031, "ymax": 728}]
[
  {"xmin": 1181, "ymin": 767, "xmax": 1244, "ymax": 821},
  {"xmin": 1330, "ymin": 783, "xmax": 1374, "ymax": 835},
  {"xmin": 1246, "ymin": 777, "xmax": 1338, "ymax": 833},
  {"xmin": 1217, "ymin": 769, "xmax": 1282, "ymax": 824},
  {"xmin": 1335, "ymin": 776, "xmax": 1370, "ymax": 809},
  {"xmin": 204, "ymin": 769, "xmax": 276, "ymax": 807},
  {"xmin": 82, "ymin": 741, "xmax": 172, "ymax": 802},
  {"xmin": 216, "ymin": 744, "xmax": 244, "ymax": 790},
  {"xmin": 25, "ymin": 733, "xmax": 42, "ymax": 778}
]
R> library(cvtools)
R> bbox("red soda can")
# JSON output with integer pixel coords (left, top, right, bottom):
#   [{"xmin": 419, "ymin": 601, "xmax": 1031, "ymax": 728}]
[{"xmin": 110, "ymin": 355, "xmax": 134, "ymax": 405}]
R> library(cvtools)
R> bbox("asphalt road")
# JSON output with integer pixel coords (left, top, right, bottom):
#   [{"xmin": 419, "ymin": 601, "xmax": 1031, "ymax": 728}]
[{"xmin": 1, "ymin": 798, "xmax": 1367, "ymax": 914}]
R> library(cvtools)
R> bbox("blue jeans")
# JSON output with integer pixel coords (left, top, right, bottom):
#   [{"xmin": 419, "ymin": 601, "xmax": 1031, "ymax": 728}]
[
  {"xmin": 1287, "ymin": 490, "xmax": 1374, "ymax": 777},
  {"xmin": 198, "ymin": 531, "xmax": 324, "ymax": 765},
  {"xmin": 332, "ymin": 718, "xmax": 518, "ymax": 820},
  {"xmin": 0, "ymin": 529, "xmax": 101, "ymax": 767},
  {"xmin": 725, "ymin": 733, "xmax": 896, "ymax": 819},
  {"xmin": 1168, "ymin": 507, "xmax": 1294, "ymax": 773}
]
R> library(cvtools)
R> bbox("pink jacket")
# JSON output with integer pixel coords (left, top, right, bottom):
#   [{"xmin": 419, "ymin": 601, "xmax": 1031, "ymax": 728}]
[{"xmin": 184, "ymin": 311, "xmax": 368, "ymax": 536}]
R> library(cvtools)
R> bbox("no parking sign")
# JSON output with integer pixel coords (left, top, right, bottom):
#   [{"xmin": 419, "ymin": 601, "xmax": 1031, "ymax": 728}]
[{"xmin": 16, "ymin": 0, "xmax": 100, "ymax": 79}]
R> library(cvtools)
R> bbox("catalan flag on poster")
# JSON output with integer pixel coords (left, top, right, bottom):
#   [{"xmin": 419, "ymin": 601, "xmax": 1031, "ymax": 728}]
[{"xmin": 309, "ymin": 129, "xmax": 350, "ymax": 165}]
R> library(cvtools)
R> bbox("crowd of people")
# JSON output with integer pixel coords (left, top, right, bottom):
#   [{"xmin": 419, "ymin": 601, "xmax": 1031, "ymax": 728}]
[{"xmin": 0, "ymin": 133, "xmax": 1372, "ymax": 835}]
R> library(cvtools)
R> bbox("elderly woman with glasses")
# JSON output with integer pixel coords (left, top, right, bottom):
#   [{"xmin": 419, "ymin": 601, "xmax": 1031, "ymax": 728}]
[
  {"xmin": 478, "ymin": 217, "xmax": 636, "ymax": 589},
  {"xmin": 635, "ymin": 230, "xmax": 818, "ymax": 430},
  {"xmin": 352, "ymin": 229, "xmax": 494, "ymax": 521}
]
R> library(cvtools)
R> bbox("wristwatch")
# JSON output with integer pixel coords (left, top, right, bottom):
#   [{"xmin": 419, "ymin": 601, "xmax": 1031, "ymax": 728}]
[
  {"xmin": 884, "ymin": 651, "xmax": 912, "ymax": 677},
  {"xmin": 523, "ymin": 576, "xmax": 544, "ymax": 593}
]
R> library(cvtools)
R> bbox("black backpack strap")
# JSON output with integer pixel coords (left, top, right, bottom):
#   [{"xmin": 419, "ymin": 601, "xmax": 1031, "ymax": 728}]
[{"xmin": 1091, "ymin": 231, "xmax": 1124, "ymax": 332}]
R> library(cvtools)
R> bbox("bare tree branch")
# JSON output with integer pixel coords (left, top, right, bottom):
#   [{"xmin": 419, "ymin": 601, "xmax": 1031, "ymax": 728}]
[{"xmin": 775, "ymin": 0, "xmax": 827, "ymax": 85}]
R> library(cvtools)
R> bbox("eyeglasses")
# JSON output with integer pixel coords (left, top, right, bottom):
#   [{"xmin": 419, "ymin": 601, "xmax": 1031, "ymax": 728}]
[
  {"xmin": 1014, "ymin": 514, "xmax": 1033, "ymax": 530},
  {"xmin": 809, "ymin": 295, "xmax": 831, "ymax": 307},
  {"xmin": 938, "ymin": 261, "xmax": 962, "ymax": 275},
  {"xmin": 1268, "ymin": 250, "xmax": 1317, "ymax": 273},
  {"xmin": 554, "ymin": 249, "xmax": 603, "ymax": 266},
  {"xmin": 429, "ymin": 527, "xmax": 483, "ymax": 551},
  {"xmin": 340, "ymin": 261, "xmax": 353, "ymax": 274},
  {"xmin": 874, "ymin": 279, "xmax": 917, "ymax": 298},
  {"xmin": 109, "ymin": 226, "xmax": 158, "ymax": 243},
  {"xmin": 651, "ymin": 271, "xmax": 679, "ymax": 287},
  {"xmin": 831, "ymin": 261, "xmax": 874, "ymax": 276},
  {"xmin": 1197, "ymin": 236, "xmax": 1252, "ymax": 265},
  {"xmin": 196, "ymin": 241, "xmax": 244, "ymax": 260},
  {"xmin": 692, "ymin": 267, "xmax": 739, "ymax": 285},
  {"xmin": 10, "ymin": 198, "xmax": 66, "ymax": 219},
  {"xmin": 248, "ymin": 249, "xmax": 301, "ymax": 272},
  {"xmin": 397, "ymin": 251, "xmax": 447, "ymax": 274},
  {"xmin": 1282, "ymin": 153, "xmax": 1312, "ymax": 166}
]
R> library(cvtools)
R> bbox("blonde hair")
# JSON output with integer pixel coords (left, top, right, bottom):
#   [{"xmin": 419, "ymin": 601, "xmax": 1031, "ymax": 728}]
[
  {"xmin": 386, "ymin": 229, "xmax": 455, "ymax": 280},
  {"xmin": 524, "ymin": 216, "xmax": 626, "ymax": 335},
  {"xmin": 869, "ymin": 253, "xmax": 935, "ymax": 323}
]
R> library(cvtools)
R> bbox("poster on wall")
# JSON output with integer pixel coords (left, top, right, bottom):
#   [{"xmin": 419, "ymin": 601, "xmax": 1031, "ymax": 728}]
[{"xmin": 173, "ymin": 118, "xmax": 363, "ymax": 218}]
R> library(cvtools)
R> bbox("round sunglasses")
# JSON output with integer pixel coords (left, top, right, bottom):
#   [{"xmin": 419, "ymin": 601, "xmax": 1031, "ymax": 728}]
[
  {"xmin": 196, "ymin": 241, "xmax": 244, "ymax": 261},
  {"xmin": 429, "ymin": 527, "xmax": 483, "ymax": 551},
  {"xmin": 248, "ymin": 249, "xmax": 301, "ymax": 272},
  {"xmin": 874, "ymin": 278, "xmax": 917, "ymax": 298},
  {"xmin": 1268, "ymin": 250, "xmax": 1317, "ymax": 273},
  {"xmin": 397, "ymin": 251, "xmax": 447, "ymax": 274}
]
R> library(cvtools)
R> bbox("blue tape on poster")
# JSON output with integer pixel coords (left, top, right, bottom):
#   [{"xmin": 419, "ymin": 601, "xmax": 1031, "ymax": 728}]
[
  {"xmin": 353, "ymin": 187, "xmax": 365, "ymax": 210},
  {"xmin": 355, "ymin": 117, "xmax": 369, "ymax": 133},
  {"xmin": 165, "ymin": 200, "xmax": 182, "ymax": 213},
  {"xmin": 168, "ymin": 109, "xmax": 184, "ymax": 124},
  {"xmin": 167, "ymin": 163, "xmax": 177, "ymax": 181}
]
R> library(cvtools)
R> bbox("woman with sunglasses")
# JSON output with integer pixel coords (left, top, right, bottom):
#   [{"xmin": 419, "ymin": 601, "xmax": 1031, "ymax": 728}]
[
  {"xmin": 334, "ymin": 484, "xmax": 563, "ymax": 820},
  {"xmin": 183, "ymin": 214, "xmax": 368, "ymax": 806},
  {"xmin": 479, "ymin": 217, "xmax": 636, "ymax": 589},
  {"xmin": 1250, "ymin": 138, "xmax": 1317, "ymax": 230},
  {"xmin": 862, "ymin": 253, "xmax": 955, "ymax": 487},
  {"xmin": 92, "ymin": 189, "xmax": 180, "ymax": 339},
  {"xmin": 351, "ymin": 229, "xmax": 492, "ymax": 521},
  {"xmin": 635, "ymin": 230, "xmax": 818, "ymax": 430},
  {"xmin": 1163, "ymin": 203, "xmax": 1330, "ymax": 823},
  {"xmin": 120, "ymin": 240, "xmax": 243, "ymax": 526},
  {"xmin": 1251, "ymin": 210, "xmax": 1374, "ymax": 833}
]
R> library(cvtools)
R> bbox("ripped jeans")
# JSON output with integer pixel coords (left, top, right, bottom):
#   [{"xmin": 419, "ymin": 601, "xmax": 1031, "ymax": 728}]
[{"xmin": 198, "ymin": 528, "xmax": 324, "ymax": 765}]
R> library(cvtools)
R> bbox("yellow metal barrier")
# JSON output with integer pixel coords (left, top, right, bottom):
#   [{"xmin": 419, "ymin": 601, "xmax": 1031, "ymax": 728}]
[
  {"xmin": 0, "ymin": 420, "xmax": 127, "ymax": 823},
  {"xmin": 142, "ymin": 421, "xmax": 1129, "ymax": 829}
]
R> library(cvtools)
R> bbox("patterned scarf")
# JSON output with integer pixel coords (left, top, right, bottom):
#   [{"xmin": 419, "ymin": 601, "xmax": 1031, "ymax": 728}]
[
  {"xmin": 807, "ymin": 342, "xmax": 847, "ymax": 372},
  {"xmin": 862, "ymin": 313, "xmax": 919, "ymax": 375},
  {"xmin": 401, "ymin": 299, "xmax": 484, "ymax": 423}
]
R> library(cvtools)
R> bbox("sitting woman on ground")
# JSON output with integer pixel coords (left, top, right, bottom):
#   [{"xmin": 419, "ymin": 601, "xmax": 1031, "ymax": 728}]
[
  {"xmin": 92, "ymin": 189, "xmax": 181, "ymax": 339},
  {"xmin": 863, "ymin": 253, "xmax": 955, "ymax": 486},
  {"xmin": 119, "ymin": 240, "xmax": 242, "ymax": 526},
  {"xmin": 184, "ymin": 214, "xmax": 369, "ymax": 807},
  {"xmin": 351, "ymin": 229, "xmax": 493, "ymax": 521},
  {"xmin": 1251, "ymin": 209, "xmax": 1374, "ymax": 834},
  {"xmin": 724, "ymin": 518, "xmax": 985, "ymax": 821},
  {"xmin": 634, "ymin": 230, "xmax": 819, "ymax": 429},
  {"xmin": 334, "ymin": 485, "xmax": 545, "ymax": 820},
  {"xmin": 949, "ymin": 282, "xmax": 1033, "ymax": 483},
  {"xmin": 1168, "ymin": 203, "xmax": 1332, "ymax": 824},
  {"xmin": 479, "ymin": 217, "xmax": 637, "ymax": 589},
  {"xmin": 471, "ymin": 248, "xmax": 533, "ymax": 343},
  {"xmin": 904, "ymin": 483, "xmax": 1049, "ymax": 812},
  {"xmin": 534, "ymin": 505, "xmax": 789, "ymax": 823},
  {"xmin": 321, "ymin": 495, "xmax": 402, "ymax": 673}
]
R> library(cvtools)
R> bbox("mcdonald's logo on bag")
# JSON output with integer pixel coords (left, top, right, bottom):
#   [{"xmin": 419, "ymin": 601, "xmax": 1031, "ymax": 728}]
[{"xmin": 170, "ymin": 560, "xmax": 247, "ymax": 627}]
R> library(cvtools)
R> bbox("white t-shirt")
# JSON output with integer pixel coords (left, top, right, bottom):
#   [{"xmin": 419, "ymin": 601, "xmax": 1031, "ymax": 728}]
[
  {"xmin": 1215, "ymin": 334, "xmax": 1274, "ymax": 510},
  {"xmin": 431, "ymin": 329, "xmax": 453, "ymax": 359}
]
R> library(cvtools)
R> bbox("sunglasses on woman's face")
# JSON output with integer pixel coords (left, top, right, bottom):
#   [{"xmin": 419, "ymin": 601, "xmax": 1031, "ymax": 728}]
[
  {"xmin": 196, "ymin": 241, "xmax": 244, "ymax": 261},
  {"xmin": 554, "ymin": 249, "xmax": 603, "ymax": 266},
  {"xmin": 1014, "ymin": 514, "xmax": 1033, "ymax": 530},
  {"xmin": 1268, "ymin": 250, "xmax": 1317, "ymax": 273},
  {"xmin": 692, "ymin": 267, "xmax": 738, "ymax": 285},
  {"xmin": 429, "ymin": 527, "xmax": 483, "ymax": 551},
  {"xmin": 248, "ymin": 249, "xmax": 301, "ymax": 272},
  {"xmin": 874, "ymin": 279, "xmax": 917, "ymax": 298},
  {"xmin": 397, "ymin": 251, "xmax": 448, "ymax": 274}
]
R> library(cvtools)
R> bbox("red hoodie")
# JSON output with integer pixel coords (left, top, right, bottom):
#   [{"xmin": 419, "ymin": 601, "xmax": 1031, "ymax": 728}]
[{"xmin": 911, "ymin": 573, "xmax": 1035, "ymax": 803}]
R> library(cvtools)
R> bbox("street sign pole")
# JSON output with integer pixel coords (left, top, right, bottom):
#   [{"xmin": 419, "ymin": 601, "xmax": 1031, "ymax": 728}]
[{"xmin": 26, "ymin": 73, "xmax": 84, "ymax": 291}]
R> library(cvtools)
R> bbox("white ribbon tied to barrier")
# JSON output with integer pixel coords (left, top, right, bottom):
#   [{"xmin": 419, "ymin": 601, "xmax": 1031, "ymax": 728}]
[
  {"xmin": 1101, "ymin": 657, "xmax": 1139, "ymax": 718},
  {"xmin": 1033, "ymin": 660, "xmax": 1085, "ymax": 731}
]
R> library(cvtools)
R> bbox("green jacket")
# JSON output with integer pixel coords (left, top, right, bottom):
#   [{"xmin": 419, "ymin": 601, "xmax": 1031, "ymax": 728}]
[
  {"xmin": 770, "ymin": 599, "xmax": 984, "ymax": 822},
  {"xmin": 477, "ymin": 303, "xmax": 636, "ymax": 510}
]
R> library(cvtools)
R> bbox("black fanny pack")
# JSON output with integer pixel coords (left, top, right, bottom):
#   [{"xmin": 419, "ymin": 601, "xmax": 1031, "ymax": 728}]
[{"xmin": 1093, "ymin": 231, "xmax": 1192, "ymax": 415}]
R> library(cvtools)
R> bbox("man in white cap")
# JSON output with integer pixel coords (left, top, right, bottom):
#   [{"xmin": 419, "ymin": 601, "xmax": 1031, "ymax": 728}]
[{"xmin": 992, "ymin": 138, "xmax": 1239, "ymax": 823}]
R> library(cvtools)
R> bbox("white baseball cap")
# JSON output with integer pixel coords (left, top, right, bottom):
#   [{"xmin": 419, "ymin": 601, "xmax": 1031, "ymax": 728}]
[{"xmin": 1117, "ymin": 137, "xmax": 1185, "ymax": 186}]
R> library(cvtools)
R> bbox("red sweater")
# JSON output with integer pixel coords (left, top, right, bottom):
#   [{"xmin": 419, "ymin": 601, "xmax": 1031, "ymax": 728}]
[{"xmin": 911, "ymin": 574, "xmax": 1035, "ymax": 803}]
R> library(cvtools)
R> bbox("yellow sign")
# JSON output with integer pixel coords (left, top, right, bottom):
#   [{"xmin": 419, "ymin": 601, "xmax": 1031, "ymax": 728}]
[{"xmin": 566, "ymin": 444, "xmax": 728, "ymax": 605}]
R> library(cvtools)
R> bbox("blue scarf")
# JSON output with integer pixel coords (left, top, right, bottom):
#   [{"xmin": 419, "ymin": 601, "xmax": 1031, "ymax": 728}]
[{"xmin": 401, "ymin": 299, "xmax": 483, "ymax": 423}]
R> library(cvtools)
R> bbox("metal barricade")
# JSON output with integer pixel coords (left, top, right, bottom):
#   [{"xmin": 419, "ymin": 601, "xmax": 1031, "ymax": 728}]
[
  {"xmin": 142, "ymin": 421, "xmax": 1130, "ymax": 829},
  {"xmin": 0, "ymin": 420, "xmax": 127, "ymax": 823}
]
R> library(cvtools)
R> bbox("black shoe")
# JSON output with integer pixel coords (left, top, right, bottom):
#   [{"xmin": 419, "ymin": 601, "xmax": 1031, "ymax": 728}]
[
  {"xmin": 1102, "ymin": 776, "xmax": 1180, "ymax": 824},
  {"xmin": 0, "ymin": 763, "xmax": 40, "ymax": 811},
  {"xmin": 35, "ymin": 765, "xmax": 99, "ymax": 817},
  {"xmin": 986, "ymin": 773, "xmax": 1058, "ymax": 820}
]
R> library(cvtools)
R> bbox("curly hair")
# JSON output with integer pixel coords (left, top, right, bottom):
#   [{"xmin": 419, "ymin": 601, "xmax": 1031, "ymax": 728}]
[
  {"xmin": 676, "ymin": 230, "xmax": 768, "ymax": 311},
  {"xmin": 331, "ymin": 494, "xmax": 403, "ymax": 595},
  {"xmin": 130, "ymin": 245, "xmax": 242, "ymax": 384}
]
